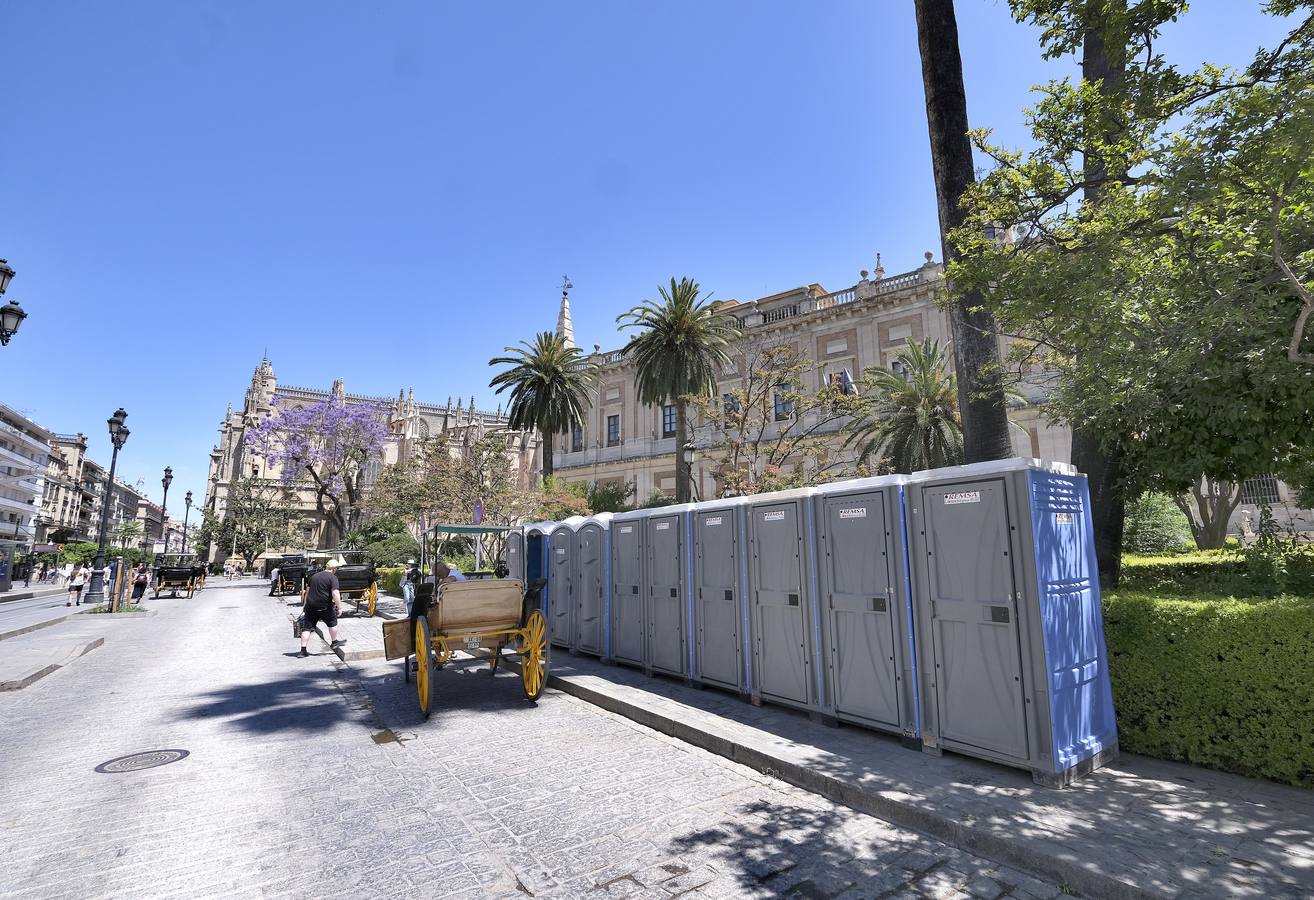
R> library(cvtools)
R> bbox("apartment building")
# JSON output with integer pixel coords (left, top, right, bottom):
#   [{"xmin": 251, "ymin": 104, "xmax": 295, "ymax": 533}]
[{"xmin": 0, "ymin": 404, "xmax": 53, "ymax": 544}]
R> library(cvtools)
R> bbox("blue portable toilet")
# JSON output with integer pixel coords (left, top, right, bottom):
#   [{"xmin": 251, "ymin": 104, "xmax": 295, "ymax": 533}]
[
  {"xmin": 690, "ymin": 495, "xmax": 750, "ymax": 696},
  {"xmin": 811, "ymin": 474, "xmax": 921, "ymax": 745},
  {"xmin": 905, "ymin": 458, "xmax": 1118, "ymax": 785},
  {"xmin": 547, "ymin": 517, "xmax": 586, "ymax": 649},
  {"xmin": 608, "ymin": 508, "xmax": 648, "ymax": 668},
  {"xmin": 575, "ymin": 513, "xmax": 613, "ymax": 657},
  {"xmin": 743, "ymin": 486, "xmax": 824, "ymax": 714},
  {"xmin": 523, "ymin": 520, "xmax": 555, "ymax": 619}
]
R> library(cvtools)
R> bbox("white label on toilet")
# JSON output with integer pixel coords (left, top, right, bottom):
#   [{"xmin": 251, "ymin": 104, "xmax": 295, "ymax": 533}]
[
  {"xmin": 620, "ymin": 526, "xmax": 633, "ymax": 533},
  {"xmin": 943, "ymin": 491, "xmax": 981, "ymax": 505},
  {"xmin": 655, "ymin": 522, "xmax": 670, "ymax": 530},
  {"xmin": 705, "ymin": 516, "xmax": 723, "ymax": 526},
  {"xmin": 1054, "ymin": 512, "xmax": 1075, "ymax": 526},
  {"xmin": 762, "ymin": 511, "xmax": 785, "ymax": 522},
  {"xmin": 839, "ymin": 508, "xmax": 867, "ymax": 519}
]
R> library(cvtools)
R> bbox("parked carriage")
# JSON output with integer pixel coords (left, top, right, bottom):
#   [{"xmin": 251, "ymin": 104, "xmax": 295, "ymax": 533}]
[
  {"xmin": 154, "ymin": 553, "xmax": 199, "ymax": 598},
  {"xmin": 190, "ymin": 563, "xmax": 207, "ymax": 592},
  {"xmin": 382, "ymin": 577, "xmax": 548, "ymax": 717},
  {"xmin": 272, "ymin": 554, "xmax": 308, "ymax": 597},
  {"xmin": 333, "ymin": 550, "xmax": 378, "ymax": 617}
]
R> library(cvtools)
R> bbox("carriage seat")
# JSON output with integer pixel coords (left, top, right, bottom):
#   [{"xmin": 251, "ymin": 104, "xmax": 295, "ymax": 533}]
[{"xmin": 432, "ymin": 579, "xmax": 525, "ymax": 633}]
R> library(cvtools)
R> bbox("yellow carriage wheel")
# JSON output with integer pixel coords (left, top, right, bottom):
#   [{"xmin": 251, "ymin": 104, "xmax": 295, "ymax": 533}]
[
  {"xmin": 519, "ymin": 609, "xmax": 549, "ymax": 701},
  {"xmin": 366, "ymin": 583, "xmax": 377, "ymax": 618},
  {"xmin": 414, "ymin": 616, "xmax": 433, "ymax": 718}
]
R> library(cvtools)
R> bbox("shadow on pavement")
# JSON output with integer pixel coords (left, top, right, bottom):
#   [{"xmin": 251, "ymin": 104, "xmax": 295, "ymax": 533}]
[
  {"xmin": 353, "ymin": 656, "xmax": 538, "ymax": 730},
  {"xmin": 174, "ymin": 669, "xmax": 353, "ymax": 734}
]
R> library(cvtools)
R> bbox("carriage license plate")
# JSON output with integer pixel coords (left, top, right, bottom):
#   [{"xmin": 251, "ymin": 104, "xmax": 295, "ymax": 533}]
[{"xmin": 464, "ymin": 637, "xmax": 482, "ymax": 651}]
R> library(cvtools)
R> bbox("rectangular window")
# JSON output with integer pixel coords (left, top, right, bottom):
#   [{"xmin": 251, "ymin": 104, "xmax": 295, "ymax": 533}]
[
  {"xmin": 773, "ymin": 384, "xmax": 794, "ymax": 422},
  {"xmin": 1240, "ymin": 475, "xmax": 1281, "ymax": 505},
  {"xmin": 723, "ymin": 393, "xmax": 741, "ymax": 416},
  {"xmin": 570, "ymin": 423, "xmax": 584, "ymax": 453},
  {"xmin": 606, "ymin": 415, "xmax": 621, "ymax": 447},
  {"xmin": 661, "ymin": 405, "xmax": 677, "ymax": 438}
]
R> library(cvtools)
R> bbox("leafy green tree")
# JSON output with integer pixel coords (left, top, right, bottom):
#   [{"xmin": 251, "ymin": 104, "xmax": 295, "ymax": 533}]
[
  {"xmin": 363, "ymin": 531, "xmax": 420, "ymax": 567},
  {"xmin": 536, "ymin": 476, "xmax": 591, "ymax": 520},
  {"xmin": 1122, "ymin": 492, "xmax": 1193, "ymax": 554},
  {"xmin": 110, "ymin": 519, "xmax": 144, "ymax": 550},
  {"xmin": 618, "ymin": 278, "xmax": 739, "ymax": 503},
  {"xmin": 586, "ymin": 480, "xmax": 635, "ymax": 513},
  {"xmin": 848, "ymin": 339, "xmax": 964, "ymax": 474},
  {"xmin": 950, "ymin": 0, "xmax": 1314, "ymax": 581},
  {"xmin": 202, "ymin": 476, "xmax": 298, "ymax": 571},
  {"xmin": 913, "ymin": 0, "xmax": 1014, "ymax": 465},
  {"xmin": 489, "ymin": 332, "xmax": 594, "ymax": 481},
  {"xmin": 690, "ymin": 338, "xmax": 866, "ymax": 496}
]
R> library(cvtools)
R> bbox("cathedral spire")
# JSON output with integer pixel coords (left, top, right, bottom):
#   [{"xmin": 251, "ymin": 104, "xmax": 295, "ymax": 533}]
[{"xmin": 557, "ymin": 275, "xmax": 575, "ymax": 349}]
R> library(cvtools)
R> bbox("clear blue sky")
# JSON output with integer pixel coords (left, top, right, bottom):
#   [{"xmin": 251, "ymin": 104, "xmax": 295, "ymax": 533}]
[{"xmin": 0, "ymin": 1, "xmax": 1291, "ymax": 508}]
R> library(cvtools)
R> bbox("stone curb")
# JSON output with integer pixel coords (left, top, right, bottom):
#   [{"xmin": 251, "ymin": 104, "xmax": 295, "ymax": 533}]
[
  {"xmin": 0, "ymin": 587, "xmax": 68, "ymax": 604},
  {"xmin": 0, "ymin": 636, "xmax": 106, "ymax": 691},
  {"xmin": 532, "ymin": 665, "xmax": 1162, "ymax": 900}
]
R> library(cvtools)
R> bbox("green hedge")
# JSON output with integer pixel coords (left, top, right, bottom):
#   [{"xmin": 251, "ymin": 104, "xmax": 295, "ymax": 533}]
[
  {"xmin": 1120, "ymin": 551, "xmax": 1246, "ymax": 593},
  {"xmin": 378, "ymin": 566, "xmax": 404, "ymax": 596},
  {"xmin": 1103, "ymin": 591, "xmax": 1314, "ymax": 787}
]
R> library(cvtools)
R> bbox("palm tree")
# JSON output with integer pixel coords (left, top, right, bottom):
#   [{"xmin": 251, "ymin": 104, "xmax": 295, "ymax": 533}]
[
  {"xmin": 914, "ymin": 0, "xmax": 1013, "ymax": 463},
  {"xmin": 489, "ymin": 331, "xmax": 593, "ymax": 482},
  {"xmin": 618, "ymin": 277, "xmax": 739, "ymax": 503},
  {"xmin": 848, "ymin": 339, "xmax": 963, "ymax": 474}
]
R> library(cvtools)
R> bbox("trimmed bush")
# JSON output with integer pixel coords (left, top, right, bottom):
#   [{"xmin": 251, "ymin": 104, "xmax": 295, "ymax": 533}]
[
  {"xmin": 1119, "ymin": 551, "xmax": 1246, "ymax": 593},
  {"xmin": 1103, "ymin": 591, "xmax": 1314, "ymax": 787},
  {"xmin": 378, "ymin": 566, "xmax": 404, "ymax": 596}
]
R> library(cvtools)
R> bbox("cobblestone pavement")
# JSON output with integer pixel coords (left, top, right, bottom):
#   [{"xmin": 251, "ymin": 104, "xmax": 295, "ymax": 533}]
[{"xmin": 0, "ymin": 580, "xmax": 1067, "ymax": 899}]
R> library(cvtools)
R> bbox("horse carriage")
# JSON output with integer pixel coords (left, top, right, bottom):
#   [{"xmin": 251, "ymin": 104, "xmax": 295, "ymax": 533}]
[
  {"xmin": 334, "ymin": 550, "xmax": 378, "ymax": 617},
  {"xmin": 382, "ymin": 577, "xmax": 548, "ymax": 717},
  {"xmin": 190, "ymin": 562, "xmax": 207, "ymax": 592},
  {"xmin": 272, "ymin": 554, "xmax": 308, "ymax": 597},
  {"xmin": 154, "ymin": 553, "xmax": 200, "ymax": 598}
]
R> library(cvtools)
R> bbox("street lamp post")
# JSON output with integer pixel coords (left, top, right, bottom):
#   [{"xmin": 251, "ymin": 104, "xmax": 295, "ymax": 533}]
[
  {"xmin": 160, "ymin": 466, "xmax": 173, "ymax": 553},
  {"xmin": 181, "ymin": 491, "xmax": 193, "ymax": 554},
  {"xmin": 84, "ymin": 409, "xmax": 130, "ymax": 608},
  {"xmin": 0, "ymin": 259, "xmax": 27, "ymax": 346}
]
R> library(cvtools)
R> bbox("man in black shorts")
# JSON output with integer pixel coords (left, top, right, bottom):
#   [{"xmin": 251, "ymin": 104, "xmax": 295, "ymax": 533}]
[{"xmin": 299, "ymin": 558, "xmax": 347, "ymax": 658}]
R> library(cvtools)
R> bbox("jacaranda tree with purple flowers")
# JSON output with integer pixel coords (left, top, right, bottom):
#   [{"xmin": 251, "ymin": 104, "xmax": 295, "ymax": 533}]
[{"xmin": 245, "ymin": 395, "xmax": 390, "ymax": 547}]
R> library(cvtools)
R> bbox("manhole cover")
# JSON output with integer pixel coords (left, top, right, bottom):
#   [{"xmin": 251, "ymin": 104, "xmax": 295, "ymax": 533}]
[{"xmin": 95, "ymin": 749, "xmax": 189, "ymax": 774}]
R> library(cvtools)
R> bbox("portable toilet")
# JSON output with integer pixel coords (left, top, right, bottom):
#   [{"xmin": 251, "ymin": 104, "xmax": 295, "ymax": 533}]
[
  {"xmin": 547, "ymin": 517, "xmax": 585, "ymax": 648},
  {"xmin": 505, "ymin": 528, "xmax": 526, "ymax": 581},
  {"xmin": 609, "ymin": 508, "xmax": 648, "ymax": 668},
  {"xmin": 745, "ymin": 487, "xmax": 822, "ymax": 712},
  {"xmin": 905, "ymin": 458, "xmax": 1118, "ymax": 785},
  {"xmin": 575, "ymin": 513, "xmax": 613, "ymax": 656},
  {"xmin": 690, "ymin": 495, "xmax": 750, "ymax": 695},
  {"xmin": 812, "ymin": 474, "xmax": 920, "ymax": 744},
  {"xmin": 523, "ymin": 520, "xmax": 556, "ymax": 623},
  {"xmin": 643, "ymin": 503, "xmax": 695, "ymax": 678}
]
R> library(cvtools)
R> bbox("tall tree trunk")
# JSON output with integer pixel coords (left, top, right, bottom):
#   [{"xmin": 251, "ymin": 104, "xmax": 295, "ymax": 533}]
[
  {"xmin": 676, "ymin": 401, "xmax": 692, "ymax": 503},
  {"xmin": 541, "ymin": 431, "xmax": 554, "ymax": 482},
  {"xmin": 914, "ymin": 0, "xmax": 1014, "ymax": 465},
  {"xmin": 1075, "ymin": 2, "xmax": 1128, "ymax": 585}
]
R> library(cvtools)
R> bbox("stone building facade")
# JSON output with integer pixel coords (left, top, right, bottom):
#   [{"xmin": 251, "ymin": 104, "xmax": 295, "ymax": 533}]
[
  {"xmin": 0, "ymin": 403, "xmax": 53, "ymax": 544},
  {"xmin": 552, "ymin": 253, "xmax": 1069, "ymax": 500},
  {"xmin": 203, "ymin": 358, "xmax": 541, "ymax": 561}
]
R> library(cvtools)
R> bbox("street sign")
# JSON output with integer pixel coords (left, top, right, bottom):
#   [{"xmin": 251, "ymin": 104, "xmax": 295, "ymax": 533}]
[{"xmin": 152, "ymin": 540, "xmax": 166, "ymax": 554}]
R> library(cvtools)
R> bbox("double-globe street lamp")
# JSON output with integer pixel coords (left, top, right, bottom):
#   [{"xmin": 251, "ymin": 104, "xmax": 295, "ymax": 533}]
[
  {"xmin": 84, "ymin": 409, "xmax": 130, "ymax": 607},
  {"xmin": 0, "ymin": 259, "xmax": 28, "ymax": 346},
  {"xmin": 160, "ymin": 466, "xmax": 173, "ymax": 552},
  {"xmin": 181, "ymin": 491, "xmax": 193, "ymax": 554}
]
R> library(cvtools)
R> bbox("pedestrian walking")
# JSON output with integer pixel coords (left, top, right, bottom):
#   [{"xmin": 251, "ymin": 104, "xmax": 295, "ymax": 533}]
[
  {"xmin": 58, "ymin": 562, "xmax": 72, "ymax": 587},
  {"xmin": 402, "ymin": 559, "xmax": 419, "ymax": 615},
  {"xmin": 268, "ymin": 565, "xmax": 281, "ymax": 597},
  {"xmin": 66, "ymin": 565, "xmax": 87, "ymax": 606},
  {"xmin": 298, "ymin": 558, "xmax": 346, "ymax": 658},
  {"xmin": 23, "ymin": 562, "xmax": 32, "ymax": 588},
  {"xmin": 131, "ymin": 563, "xmax": 149, "ymax": 601}
]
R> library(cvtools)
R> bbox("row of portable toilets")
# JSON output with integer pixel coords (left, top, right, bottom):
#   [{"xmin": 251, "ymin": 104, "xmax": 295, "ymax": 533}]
[{"xmin": 505, "ymin": 458, "xmax": 1119, "ymax": 786}]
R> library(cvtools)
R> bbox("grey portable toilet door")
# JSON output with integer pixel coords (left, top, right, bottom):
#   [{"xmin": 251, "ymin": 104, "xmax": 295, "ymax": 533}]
[
  {"xmin": 821, "ymin": 491, "xmax": 901, "ymax": 728},
  {"xmin": 646, "ymin": 513, "xmax": 685, "ymax": 675},
  {"xmin": 577, "ymin": 525, "xmax": 604, "ymax": 653},
  {"xmin": 506, "ymin": 531, "xmax": 525, "ymax": 581},
  {"xmin": 611, "ymin": 521, "xmax": 644, "ymax": 665},
  {"xmin": 549, "ymin": 529, "xmax": 574, "ymax": 647},
  {"xmin": 694, "ymin": 508, "xmax": 739, "ymax": 690},
  {"xmin": 750, "ymin": 500, "xmax": 809, "ymax": 704},
  {"xmin": 921, "ymin": 479, "xmax": 1028, "ymax": 760}
]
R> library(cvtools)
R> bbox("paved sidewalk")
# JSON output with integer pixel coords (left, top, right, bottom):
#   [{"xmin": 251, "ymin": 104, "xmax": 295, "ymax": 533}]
[{"xmin": 532, "ymin": 653, "xmax": 1313, "ymax": 900}]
